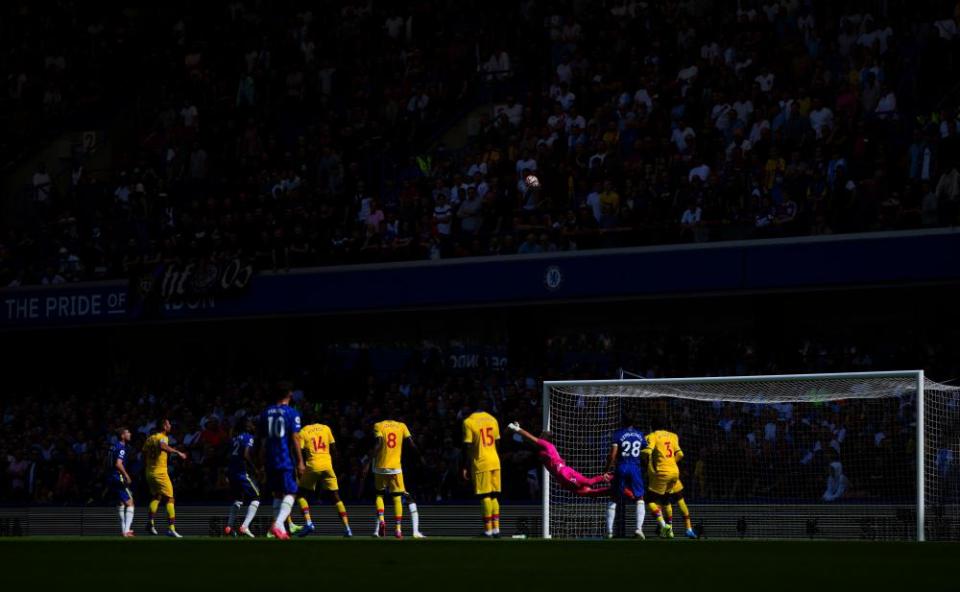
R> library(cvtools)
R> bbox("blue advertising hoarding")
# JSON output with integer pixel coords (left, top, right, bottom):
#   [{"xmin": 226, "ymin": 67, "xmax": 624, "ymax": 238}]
[
  {"xmin": 2, "ymin": 283, "xmax": 128, "ymax": 325},
  {"xmin": 2, "ymin": 229, "xmax": 958, "ymax": 329}
]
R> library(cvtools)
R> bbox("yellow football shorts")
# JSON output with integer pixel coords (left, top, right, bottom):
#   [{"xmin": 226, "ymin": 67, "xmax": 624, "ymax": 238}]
[
  {"xmin": 473, "ymin": 469, "xmax": 501, "ymax": 495},
  {"xmin": 147, "ymin": 473, "xmax": 174, "ymax": 498},
  {"xmin": 647, "ymin": 471, "xmax": 681, "ymax": 496},
  {"xmin": 299, "ymin": 467, "xmax": 339, "ymax": 492},
  {"xmin": 667, "ymin": 478, "xmax": 685, "ymax": 496},
  {"xmin": 374, "ymin": 472, "xmax": 406, "ymax": 494}
]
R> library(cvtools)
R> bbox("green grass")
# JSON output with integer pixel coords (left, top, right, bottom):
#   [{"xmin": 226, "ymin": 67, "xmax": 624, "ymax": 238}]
[{"xmin": 1, "ymin": 537, "xmax": 956, "ymax": 590}]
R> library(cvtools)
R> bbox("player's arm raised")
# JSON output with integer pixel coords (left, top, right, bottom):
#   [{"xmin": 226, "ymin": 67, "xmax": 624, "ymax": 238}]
[
  {"xmin": 506, "ymin": 421, "xmax": 538, "ymax": 445},
  {"xmin": 160, "ymin": 438, "xmax": 187, "ymax": 461}
]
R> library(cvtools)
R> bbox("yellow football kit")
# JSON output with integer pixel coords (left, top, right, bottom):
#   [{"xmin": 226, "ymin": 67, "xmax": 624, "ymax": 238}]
[
  {"xmin": 373, "ymin": 420, "xmax": 410, "ymax": 493},
  {"xmin": 644, "ymin": 429, "xmax": 684, "ymax": 496},
  {"xmin": 462, "ymin": 412, "xmax": 501, "ymax": 494},
  {"xmin": 296, "ymin": 423, "xmax": 339, "ymax": 491},
  {"xmin": 144, "ymin": 433, "xmax": 174, "ymax": 498}
]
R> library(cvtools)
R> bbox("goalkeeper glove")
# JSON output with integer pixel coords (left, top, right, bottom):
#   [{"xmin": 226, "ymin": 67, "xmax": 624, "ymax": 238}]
[{"xmin": 507, "ymin": 422, "xmax": 521, "ymax": 432}]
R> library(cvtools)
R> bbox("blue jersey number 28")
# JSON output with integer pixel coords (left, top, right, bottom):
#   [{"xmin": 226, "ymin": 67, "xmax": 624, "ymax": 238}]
[{"xmin": 621, "ymin": 440, "xmax": 643, "ymax": 457}]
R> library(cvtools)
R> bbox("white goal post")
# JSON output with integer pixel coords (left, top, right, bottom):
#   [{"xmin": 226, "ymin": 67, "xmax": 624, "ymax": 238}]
[{"xmin": 542, "ymin": 371, "xmax": 960, "ymax": 541}]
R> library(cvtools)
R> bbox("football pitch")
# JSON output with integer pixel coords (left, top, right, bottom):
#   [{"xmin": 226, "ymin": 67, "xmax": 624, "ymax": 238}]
[{"xmin": 1, "ymin": 538, "xmax": 956, "ymax": 590}]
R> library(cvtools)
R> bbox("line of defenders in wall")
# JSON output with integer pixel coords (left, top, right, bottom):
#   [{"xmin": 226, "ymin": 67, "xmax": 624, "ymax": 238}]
[{"xmin": 108, "ymin": 382, "xmax": 693, "ymax": 539}]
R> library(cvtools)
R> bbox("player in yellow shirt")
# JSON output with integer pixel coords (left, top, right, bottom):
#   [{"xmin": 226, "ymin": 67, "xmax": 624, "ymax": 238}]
[
  {"xmin": 462, "ymin": 399, "xmax": 501, "ymax": 537},
  {"xmin": 365, "ymin": 417, "xmax": 425, "ymax": 539},
  {"xmin": 289, "ymin": 416, "xmax": 352, "ymax": 537},
  {"xmin": 142, "ymin": 418, "xmax": 187, "ymax": 537},
  {"xmin": 642, "ymin": 428, "xmax": 695, "ymax": 539}
]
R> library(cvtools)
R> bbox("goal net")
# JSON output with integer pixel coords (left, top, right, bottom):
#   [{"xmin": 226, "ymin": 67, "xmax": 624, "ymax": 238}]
[{"xmin": 542, "ymin": 371, "xmax": 960, "ymax": 541}]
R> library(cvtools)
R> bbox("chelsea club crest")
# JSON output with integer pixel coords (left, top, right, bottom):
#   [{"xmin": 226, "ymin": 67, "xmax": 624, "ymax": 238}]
[{"xmin": 544, "ymin": 265, "xmax": 563, "ymax": 291}]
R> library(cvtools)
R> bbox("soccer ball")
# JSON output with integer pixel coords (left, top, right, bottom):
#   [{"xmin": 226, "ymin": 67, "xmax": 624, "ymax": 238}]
[{"xmin": 525, "ymin": 174, "xmax": 540, "ymax": 188}]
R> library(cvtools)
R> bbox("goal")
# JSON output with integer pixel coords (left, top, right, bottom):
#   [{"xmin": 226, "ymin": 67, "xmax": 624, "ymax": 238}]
[{"xmin": 542, "ymin": 371, "xmax": 960, "ymax": 541}]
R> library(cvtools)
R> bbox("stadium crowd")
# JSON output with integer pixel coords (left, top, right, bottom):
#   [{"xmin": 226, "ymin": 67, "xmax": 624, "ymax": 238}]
[
  {"xmin": 4, "ymin": 1, "xmax": 960, "ymax": 286},
  {"xmin": 2, "ymin": 329, "xmax": 957, "ymax": 507}
]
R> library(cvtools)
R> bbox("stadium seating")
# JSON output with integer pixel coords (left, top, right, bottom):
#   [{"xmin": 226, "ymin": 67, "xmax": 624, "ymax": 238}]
[{"xmin": 3, "ymin": 2, "xmax": 960, "ymax": 286}]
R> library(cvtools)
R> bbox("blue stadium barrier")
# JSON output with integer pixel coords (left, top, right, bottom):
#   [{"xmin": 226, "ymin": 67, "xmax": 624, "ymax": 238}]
[{"xmin": 2, "ymin": 228, "xmax": 958, "ymax": 329}]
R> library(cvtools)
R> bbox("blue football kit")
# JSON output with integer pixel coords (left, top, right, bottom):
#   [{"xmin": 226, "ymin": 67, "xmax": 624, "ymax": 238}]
[
  {"xmin": 258, "ymin": 404, "xmax": 302, "ymax": 495},
  {"xmin": 228, "ymin": 432, "xmax": 260, "ymax": 500},
  {"xmin": 611, "ymin": 426, "xmax": 646, "ymax": 499}
]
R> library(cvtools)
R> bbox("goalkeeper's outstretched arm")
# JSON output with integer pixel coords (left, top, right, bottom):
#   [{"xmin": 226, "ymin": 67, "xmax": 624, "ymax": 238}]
[{"xmin": 506, "ymin": 422, "xmax": 539, "ymax": 445}]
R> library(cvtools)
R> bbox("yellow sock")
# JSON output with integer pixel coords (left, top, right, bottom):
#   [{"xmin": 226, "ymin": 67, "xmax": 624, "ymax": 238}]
[
  {"xmin": 165, "ymin": 502, "xmax": 176, "ymax": 528},
  {"xmin": 481, "ymin": 497, "xmax": 492, "ymax": 532},
  {"xmin": 393, "ymin": 496, "xmax": 403, "ymax": 531},
  {"xmin": 148, "ymin": 499, "xmax": 160, "ymax": 524},
  {"xmin": 298, "ymin": 497, "xmax": 312, "ymax": 524},
  {"xmin": 648, "ymin": 502, "xmax": 664, "ymax": 526},
  {"xmin": 678, "ymin": 499, "xmax": 692, "ymax": 530},
  {"xmin": 665, "ymin": 504, "xmax": 673, "ymax": 524},
  {"xmin": 491, "ymin": 498, "xmax": 500, "ymax": 532},
  {"xmin": 335, "ymin": 501, "xmax": 349, "ymax": 526},
  {"xmin": 375, "ymin": 496, "xmax": 385, "ymax": 523}
]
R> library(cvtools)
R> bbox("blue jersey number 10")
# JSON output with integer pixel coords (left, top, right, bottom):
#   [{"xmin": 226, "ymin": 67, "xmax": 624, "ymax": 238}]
[{"xmin": 267, "ymin": 416, "xmax": 286, "ymax": 438}]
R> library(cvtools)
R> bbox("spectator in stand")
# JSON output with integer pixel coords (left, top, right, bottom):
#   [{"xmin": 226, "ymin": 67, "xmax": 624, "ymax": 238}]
[
  {"xmin": 457, "ymin": 188, "xmax": 484, "ymax": 236},
  {"xmin": 4, "ymin": 1, "xmax": 960, "ymax": 286},
  {"xmin": 598, "ymin": 181, "xmax": 621, "ymax": 228},
  {"xmin": 935, "ymin": 164, "xmax": 960, "ymax": 224},
  {"xmin": 32, "ymin": 163, "xmax": 52, "ymax": 207},
  {"xmin": 680, "ymin": 201, "xmax": 702, "ymax": 242}
]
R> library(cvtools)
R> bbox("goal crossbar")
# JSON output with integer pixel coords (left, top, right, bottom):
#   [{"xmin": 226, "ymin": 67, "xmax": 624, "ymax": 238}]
[{"xmin": 546, "ymin": 369, "xmax": 924, "ymax": 388}]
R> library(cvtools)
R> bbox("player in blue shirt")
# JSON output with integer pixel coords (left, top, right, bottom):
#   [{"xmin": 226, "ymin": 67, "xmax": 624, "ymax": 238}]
[
  {"xmin": 257, "ymin": 381, "xmax": 304, "ymax": 540},
  {"xmin": 109, "ymin": 427, "xmax": 135, "ymax": 537},
  {"xmin": 604, "ymin": 413, "xmax": 647, "ymax": 539},
  {"xmin": 224, "ymin": 417, "xmax": 260, "ymax": 538}
]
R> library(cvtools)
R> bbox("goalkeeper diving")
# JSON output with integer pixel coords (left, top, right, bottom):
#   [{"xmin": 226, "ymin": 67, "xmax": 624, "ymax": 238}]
[{"xmin": 507, "ymin": 422, "xmax": 611, "ymax": 496}]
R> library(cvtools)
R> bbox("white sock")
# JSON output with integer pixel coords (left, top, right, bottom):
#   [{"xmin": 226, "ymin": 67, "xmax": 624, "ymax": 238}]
[
  {"xmin": 409, "ymin": 503, "xmax": 419, "ymax": 534},
  {"xmin": 124, "ymin": 506, "xmax": 135, "ymax": 533},
  {"xmin": 118, "ymin": 506, "xmax": 126, "ymax": 534},
  {"xmin": 274, "ymin": 495, "xmax": 294, "ymax": 529},
  {"xmin": 606, "ymin": 502, "xmax": 617, "ymax": 536},
  {"xmin": 227, "ymin": 501, "xmax": 242, "ymax": 528},
  {"xmin": 636, "ymin": 499, "xmax": 646, "ymax": 532},
  {"xmin": 242, "ymin": 500, "xmax": 260, "ymax": 529}
]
